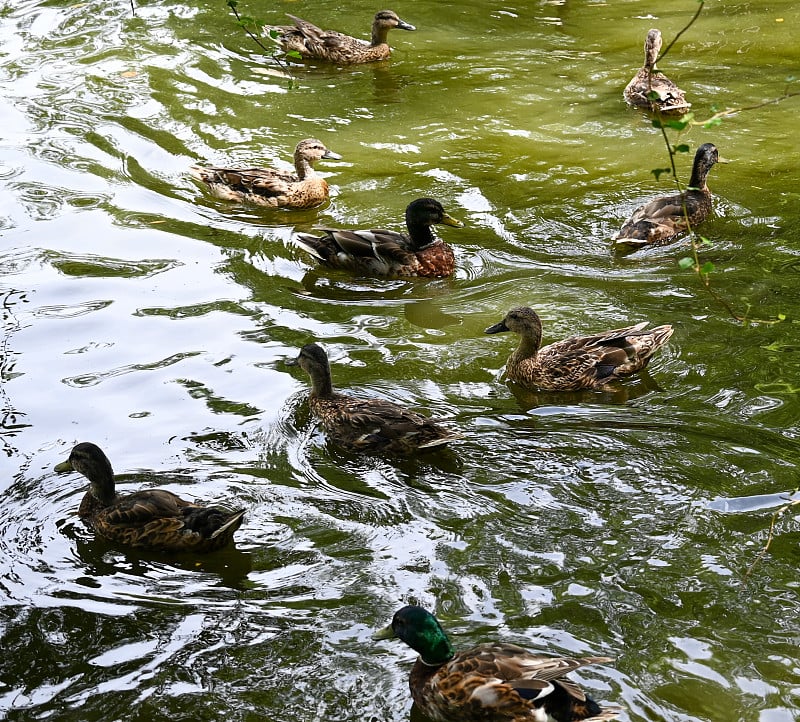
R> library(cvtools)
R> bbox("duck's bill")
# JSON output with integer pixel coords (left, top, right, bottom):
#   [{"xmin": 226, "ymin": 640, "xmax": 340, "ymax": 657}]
[
  {"xmin": 397, "ymin": 20, "xmax": 416, "ymax": 31},
  {"xmin": 372, "ymin": 623, "xmax": 396, "ymax": 641},
  {"xmin": 54, "ymin": 459, "xmax": 74, "ymax": 473},
  {"xmin": 441, "ymin": 213, "xmax": 464, "ymax": 228},
  {"xmin": 484, "ymin": 320, "xmax": 509, "ymax": 334},
  {"xmin": 322, "ymin": 149, "xmax": 342, "ymax": 160}
]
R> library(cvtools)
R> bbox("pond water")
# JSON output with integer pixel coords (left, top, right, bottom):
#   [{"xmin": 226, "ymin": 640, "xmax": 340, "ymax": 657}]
[{"xmin": 1, "ymin": 0, "xmax": 799, "ymax": 720}]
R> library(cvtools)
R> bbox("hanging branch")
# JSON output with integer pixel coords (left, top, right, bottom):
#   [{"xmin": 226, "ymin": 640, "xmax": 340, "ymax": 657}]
[{"xmin": 226, "ymin": 0, "xmax": 296, "ymax": 80}]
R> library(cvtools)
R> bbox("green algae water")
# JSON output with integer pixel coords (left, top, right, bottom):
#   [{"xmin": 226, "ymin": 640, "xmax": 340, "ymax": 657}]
[{"xmin": 1, "ymin": 1, "xmax": 800, "ymax": 720}]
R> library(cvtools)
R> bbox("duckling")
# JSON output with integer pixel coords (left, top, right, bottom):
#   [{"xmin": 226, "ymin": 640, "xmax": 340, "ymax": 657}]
[
  {"xmin": 485, "ymin": 307, "xmax": 673, "ymax": 392},
  {"xmin": 189, "ymin": 138, "xmax": 341, "ymax": 209},
  {"xmin": 623, "ymin": 28, "xmax": 690, "ymax": 115},
  {"xmin": 54, "ymin": 442, "xmax": 245, "ymax": 552},
  {"xmin": 613, "ymin": 143, "xmax": 721, "ymax": 250},
  {"xmin": 374, "ymin": 605, "xmax": 622, "ymax": 722},
  {"xmin": 264, "ymin": 10, "xmax": 415, "ymax": 65},
  {"xmin": 287, "ymin": 343, "xmax": 458, "ymax": 454},
  {"xmin": 294, "ymin": 198, "xmax": 463, "ymax": 278}
]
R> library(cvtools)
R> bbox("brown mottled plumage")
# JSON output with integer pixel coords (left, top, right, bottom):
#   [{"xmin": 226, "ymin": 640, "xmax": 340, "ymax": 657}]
[
  {"xmin": 623, "ymin": 28, "xmax": 690, "ymax": 115},
  {"xmin": 189, "ymin": 139, "xmax": 341, "ymax": 209},
  {"xmin": 485, "ymin": 307, "xmax": 673, "ymax": 391},
  {"xmin": 375, "ymin": 606, "xmax": 622, "ymax": 722},
  {"xmin": 614, "ymin": 143, "xmax": 720, "ymax": 250},
  {"xmin": 54, "ymin": 442, "xmax": 245, "ymax": 552},
  {"xmin": 264, "ymin": 10, "xmax": 415, "ymax": 65},
  {"xmin": 287, "ymin": 343, "xmax": 458, "ymax": 454},
  {"xmin": 294, "ymin": 198, "xmax": 463, "ymax": 278}
]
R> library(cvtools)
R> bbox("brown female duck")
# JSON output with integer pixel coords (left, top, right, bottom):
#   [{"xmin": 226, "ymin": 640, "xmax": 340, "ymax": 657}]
[
  {"xmin": 374, "ymin": 605, "xmax": 622, "ymax": 722},
  {"xmin": 623, "ymin": 28, "xmax": 690, "ymax": 115},
  {"xmin": 189, "ymin": 138, "xmax": 341, "ymax": 209},
  {"xmin": 264, "ymin": 10, "xmax": 415, "ymax": 65},
  {"xmin": 294, "ymin": 198, "xmax": 463, "ymax": 278},
  {"xmin": 614, "ymin": 142, "xmax": 721, "ymax": 250},
  {"xmin": 287, "ymin": 343, "xmax": 458, "ymax": 454},
  {"xmin": 485, "ymin": 307, "xmax": 673, "ymax": 391},
  {"xmin": 54, "ymin": 442, "xmax": 245, "ymax": 552}
]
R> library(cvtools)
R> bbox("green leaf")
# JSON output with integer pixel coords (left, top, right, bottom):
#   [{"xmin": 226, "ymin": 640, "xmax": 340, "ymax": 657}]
[
  {"xmin": 700, "ymin": 261, "xmax": 716, "ymax": 274},
  {"xmin": 287, "ymin": 50, "xmax": 303, "ymax": 59},
  {"xmin": 678, "ymin": 257, "xmax": 694, "ymax": 269},
  {"xmin": 651, "ymin": 118, "xmax": 664, "ymax": 129},
  {"xmin": 699, "ymin": 235, "xmax": 713, "ymax": 246},
  {"xmin": 703, "ymin": 117, "xmax": 723, "ymax": 129},
  {"xmin": 662, "ymin": 113, "xmax": 694, "ymax": 130},
  {"xmin": 673, "ymin": 143, "xmax": 690, "ymax": 154},
  {"xmin": 227, "ymin": 0, "xmax": 238, "ymax": 8},
  {"xmin": 651, "ymin": 167, "xmax": 672, "ymax": 181}
]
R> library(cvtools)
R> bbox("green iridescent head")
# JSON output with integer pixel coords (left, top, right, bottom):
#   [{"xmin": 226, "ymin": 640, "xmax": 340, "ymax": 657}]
[{"xmin": 373, "ymin": 605, "xmax": 455, "ymax": 666}]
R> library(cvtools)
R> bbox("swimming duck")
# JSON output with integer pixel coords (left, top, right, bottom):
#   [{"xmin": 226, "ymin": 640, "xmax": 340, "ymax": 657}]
[
  {"xmin": 287, "ymin": 343, "xmax": 459, "ymax": 454},
  {"xmin": 485, "ymin": 307, "xmax": 673, "ymax": 391},
  {"xmin": 613, "ymin": 142, "xmax": 720, "ymax": 250},
  {"xmin": 623, "ymin": 28, "xmax": 690, "ymax": 115},
  {"xmin": 264, "ymin": 10, "xmax": 415, "ymax": 65},
  {"xmin": 294, "ymin": 198, "xmax": 463, "ymax": 278},
  {"xmin": 54, "ymin": 442, "xmax": 246, "ymax": 552},
  {"xmin": 374, "ymin": 605, "xmax": 622, "ymax": 722},
  {"xmin": 189, "ymin": 138, "xmax": 341, "ymax": 209}
]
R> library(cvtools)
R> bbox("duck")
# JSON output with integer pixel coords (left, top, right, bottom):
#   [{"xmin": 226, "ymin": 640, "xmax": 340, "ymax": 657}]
[
  {"xmin": 287, "ymin": 343, "xmax": 459, "ymax": 454},
  {"xmin": 189, "ymin": 138, "xmax": 341, "ymax": 209},
  {"xmin": 54, "ymin": 442, "xmax": 246, "ymax": 552},
  {"xmin": 294, "ymin": 198, "xmax": 463, "ymax": 278},
  {"xmin": 613, "ymin": 142, "xmax": 721, "ymax": 250},
  {"xmin": 264, "ymin": 10, "xmax": 416, "ymax": 65},
  {"xmin": 484, "ymin": 307, "xmax": 673, "ymax": 392},
  {"xmin": 374, "ymin": 605, "xmax": 622, "ymax": 722},
  {"xmin": 623, "ymin": 28, "xmax": 690, "ymax": 115}
]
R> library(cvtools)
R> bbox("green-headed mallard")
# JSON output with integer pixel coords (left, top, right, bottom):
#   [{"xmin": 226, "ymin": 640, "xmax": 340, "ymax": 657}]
[
  {"xmin": 287, "ymin": 343, "xmax": 459, "ymax": 454},
  {"xmin": 613, "ymin": 142, "xmax": 720, "ymax": 250},
  {"xmin": 189, "ymin": 138, "xmax": 341, "ymax": 209},
  {"xmin": 374, "ymin": 605, "xmax": 622, "ymax": 722},
  {"xmin": 54, "ymin": 442, "xmax": 245, "ymax": 552},
  {"xmin": 623, "ymin": 28, "xmax": 690, "ymax": 115},
  {"xmin": 485, "ymin": 307, "xmax": 673, "ymax": 391},
  {"xmin": 294, "ymin": 198, "xmax": 463, "ymax": 278},
  {"xmin": 264, "ymin": 10, "xmax": 416, "ymax": 65}
]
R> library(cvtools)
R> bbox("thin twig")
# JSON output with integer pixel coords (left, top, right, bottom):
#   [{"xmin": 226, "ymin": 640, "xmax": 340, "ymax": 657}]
[
  {"xmin": 226, "ymin": 0, "xmax": 295, "ymax": 79},
  {"xmin": 656, "ymin": 0, "xmax": 705, "ymax": 65}
]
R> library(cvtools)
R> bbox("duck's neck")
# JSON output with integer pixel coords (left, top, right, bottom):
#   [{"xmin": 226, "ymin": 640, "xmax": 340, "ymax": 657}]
[
  {"xmin": 688, "ymin": 163, "xmax": 711, "ymax": 192},
  {"xmin": 406, "ymin": 217, "xmax": 436, "ymax": 250},
  {"xmin": 510, "ymin": 328, "xmax": 543, "ymax": 365},
  {"xmin": 293, "ymin": 155, "xmax": 316, "ymax": 181},
  {"xmin": 308, "ymin": 365, "xmax": 335, "ymax": 399},
  {"xmin": 371, "ymin": 25, "xmax": 391, "ymax": 47}
]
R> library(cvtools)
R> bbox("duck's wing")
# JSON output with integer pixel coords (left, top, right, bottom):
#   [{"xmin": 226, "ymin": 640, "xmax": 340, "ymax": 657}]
[
  {"xmin": 297, "ymin": 228, "xmax": 416, "ymax": 263},
  {"xmin": 191, "ymin": 166, "xmax": 299, "ymax": 198}
]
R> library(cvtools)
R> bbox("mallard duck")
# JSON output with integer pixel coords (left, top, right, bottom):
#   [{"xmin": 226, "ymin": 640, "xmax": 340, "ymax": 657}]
[
  {"xmin": 54, "ymin": 442, "xmax": 246, "ymax": 552},
  {"xmin": 484, "ymin": 307, "xmax": 673, "ymax": 392},
  {"xmin": 374, "ymin": 605, "xmax": 622, "ymax": 722},
  {"xmin": 623, "ymin": 28, "xmax": 690, "ymax": 115},
  {"xmin": 264, "ymin": 10, "xmax": 416, "ymax": 65},
  {"xmin": 613, "ymin": 142, "xmax": 721, "ymax": 250},
  {"xmin": 294, "ymin": 198, "xmax": 463, "ymax": 278},
  {"xmin": 287, "ymin": 343, "xmax": 459, "ymax": 454},
  {"xmin": 189, "ymin": 139, "xmax": 341, "ymax": 209}
]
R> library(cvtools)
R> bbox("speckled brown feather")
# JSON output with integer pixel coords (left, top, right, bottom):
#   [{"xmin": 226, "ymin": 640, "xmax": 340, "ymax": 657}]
[
  {"xmin": 190, "ymin": 138, "xmax": 339, "ymax": 209},
  {"xmin": 614, "ymin": 143, "xmax": 720, "ymax": 250},
  {"xmin": 375, "ymin": 607, "xmax": 621, "ymax": 722},
  {"xmin": 294, "ymin": 198, "xmax": 461, "ymax": 278},
  {"xmin": 57, "ymin": 443, "xmax": 245, "ymax": 553},
  {"xmin": 486, "ymin": 307, "xmax": 673, "ymax": 392},
  {"xmin": 623, "ymin": 29, "xmax": 690, "ymax": 115},
  {"xmin": 288, "ymin": 343, "xmax": 458, "ymax": 454},
  {"xmin": 264, "ymin": 10, "xmax": 415, "ymax": 65},
  {"xmin": 410, "ymin": 645, "xmax": 621, "ymax": 721}
]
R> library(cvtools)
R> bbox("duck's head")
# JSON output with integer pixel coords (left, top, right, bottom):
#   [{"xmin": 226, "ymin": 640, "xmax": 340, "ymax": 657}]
[
  {"xmin": 373, "ymin": 605, "xmax": 455, "ymax": 666},
  {"xmin": 405, "ymin": 198, "xmax": 463, "ymax": 230},
  {"xmin": 286, "ymin": 342, "xmax": 333, "ymax": 388},
  {"xmin": 485, "ymin": 306, "xmax": 543, "ymax": 337},
  {"xmin": 294, "ymin": 138, "xmax": 342, "ymax": 164},
  {"xmin": 54, "ymin": 442, "xmax": 116, "ymax": 503},
  {"xmin": 643, "ymin": 28, "xmax": 663, "ymax": 68},
  {"xmin": 689, "ymin": 143, "xmax": 722, "ymax": 188},
  {"xmin": 374, "ymin": 10, "xmax": 416, "ymax": 32}
]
